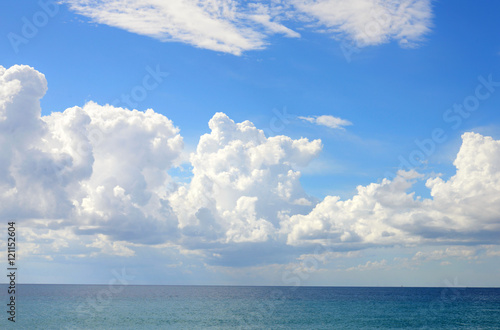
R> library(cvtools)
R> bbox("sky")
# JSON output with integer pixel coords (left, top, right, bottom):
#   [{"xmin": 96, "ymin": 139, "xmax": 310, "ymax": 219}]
[{"xmin": 0, "ymin": 0, "xmax": 500, "ymax": 287}]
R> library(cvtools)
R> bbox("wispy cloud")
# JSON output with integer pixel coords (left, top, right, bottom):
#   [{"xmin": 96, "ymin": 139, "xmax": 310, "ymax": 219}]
[
  {"xmin": 63, "ymin": 0, "xmax": 433, "ymax": 55},
  {"xmin": 346, "ymin": 259, "xmax": 388, "ymax": 271},
  {"xmin": 299, "ymin": 115, "xmax": 352, "ymax": 130},
  {"xmin": 292, "ymin": 0, "xmax": 433, "ymax": 47},
  {"xmin": 63, "ymin": 0, "xmax": 299, "ymax": 55}
]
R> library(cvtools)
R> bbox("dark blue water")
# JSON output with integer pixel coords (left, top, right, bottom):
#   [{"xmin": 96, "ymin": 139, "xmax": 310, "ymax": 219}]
[{"xmin": 1, "ymin": 285, "xmax": 499, "ymax": 329}]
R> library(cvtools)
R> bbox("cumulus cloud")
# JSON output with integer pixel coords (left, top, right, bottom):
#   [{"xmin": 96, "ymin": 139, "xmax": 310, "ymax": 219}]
[
  {"xmin": 284, "ymin": 169, "xmax": 423, "ymax": 247},
  {"xmin": 285, "ymin": 132, "xmax": 500, "ymax": 248},
  {"xmin": 65, "ymin": 101, "xmax": 184, "ymax": 244},
  {"xmin": 1, "ymin": 64, "xmax": 322, "ymax": 260},
  {"xmin": 1, "ymin": 65, "xmax": 183, "ymax": 252},
  {"xmin": 2, "ymin": 64, "xmax": 500, "ymax": 269},
  {"xmin": 424, "ymin": 133, "xmax": 500, "ymax": 235},
  {"xmin": 0, "ymin": 64, "xmax": 70, "ymax": 220},
  {"xmin": 63, "ymin": 0, "xmax": 433, "ymax": 55},
  {"xmin": 299, "ymin": 115, "xmax": 352, "ymax": 130},
  {"xmin": 169, "ymin": 112, "xmax": 322, "ymax": 245}
]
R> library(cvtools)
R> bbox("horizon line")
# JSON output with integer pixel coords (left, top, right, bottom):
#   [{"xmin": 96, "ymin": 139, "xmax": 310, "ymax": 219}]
[{"xmin": 1, "ymin": 283, "xmax": 499, "ymax": 289}]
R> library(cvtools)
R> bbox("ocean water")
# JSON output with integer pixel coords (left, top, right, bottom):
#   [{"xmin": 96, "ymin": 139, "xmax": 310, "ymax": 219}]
[{"xmin": 1, "ymin": 285, "xmax": 499, "ymax": 329}]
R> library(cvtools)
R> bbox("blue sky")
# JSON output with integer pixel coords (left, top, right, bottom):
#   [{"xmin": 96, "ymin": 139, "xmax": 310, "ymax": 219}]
[{"xmin": 1, "ymin": 0, "xmax": 500, "ymax": 286}]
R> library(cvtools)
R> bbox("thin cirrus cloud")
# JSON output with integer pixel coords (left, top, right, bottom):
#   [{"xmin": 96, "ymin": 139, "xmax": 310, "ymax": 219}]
[
  {"xmin": 63, "ymin": 0, "xmax": 300, "ymax": 55},
  {"xmin": 2, "ymin": 65, "xmax": 500, "ymax": 266},
  {"xmin": 292, "ymin": 0, "xmax": 433, "ymax": 47},
  {"xmin": 63, "ymin": 0, "xmax": 433, "ymax": 55},
  {"xmin": 299, "ymin": 115, "xmax": 353, "ymax": 129}
]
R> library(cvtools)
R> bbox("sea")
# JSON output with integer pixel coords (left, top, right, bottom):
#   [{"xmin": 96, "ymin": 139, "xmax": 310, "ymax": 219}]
[{"xmin": 1, "ymin": 285, "xmax": 499, "ymax": 329}]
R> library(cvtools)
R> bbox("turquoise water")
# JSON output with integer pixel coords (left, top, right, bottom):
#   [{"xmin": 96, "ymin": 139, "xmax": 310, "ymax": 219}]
[{"xmin": 1, "ymin": 285, "xmax": 499, "ymax": 329}]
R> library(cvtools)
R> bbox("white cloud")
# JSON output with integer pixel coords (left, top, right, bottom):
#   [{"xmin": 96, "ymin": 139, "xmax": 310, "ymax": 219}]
[
  {"xmin": 424, "ymin": 132, "xmax": 500, "ymax": 234},
  {"xmin": 284, "ymin": 169, "xmax": 423, "ymax": 246},
  {"xmin": 65, "ymin": 101, "xmax": 184, "ymax": 245},
  {"xmin": 486, "ymin": 250, "xmax": 500, "ymax": 257},
  {"xmin": 346, "ymin": 259, "xmax": 388, "ymax": 271},
  {"xmin": 412, "ymin": 247, "xmax": 479, "ymax": 262},
  {"xmin": 3, "ymin": 64, "xmax": 500, "ymax": 270},
  {"xmin": 64, "ymin": 0, "xmax": 299, "ymax": 55},
  {"xmin": 0, "ymin": 64, "xmax": 322, "ymax": 259},
  {"xmin": 285, "ymin": 132, "xmax": 500, "ymax": 248},
  {"xmin": 169, "ymin": 112, "xmax": 322, "ymax": 244},
  {"xmin": 299, "ymin": 114, "xmax": 352, "ymax": 129},
  {"xmin": 247, "ymin": 2, "xmax": 301, "ymax": 38},
  {"xmin": 292, "ymin": 0, "xmax": 433, "ymax": 47},
  {"xmin": 63, "ymin": 0, "xmax": 433, "ymax": 55},
  {"xmin": 0, "ymin": 65, "xmax": 183, "ymax": 250},
  {"xmin": 87, "ymin": 234, "xmax": 136, "ymax": 257}
]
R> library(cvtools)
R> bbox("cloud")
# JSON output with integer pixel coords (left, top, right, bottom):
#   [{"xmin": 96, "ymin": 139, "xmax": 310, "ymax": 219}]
[
  {"xmin": 65, "ymin": 101, "xmax": 184, "ymax": 245},
  {"xmin": 346, "ymin": 259, "xmax": 388, "ymax": 271},
  {"xmin": 412, "ymin": 247, "xmax": 479, "ymax": 262},
  {"xmin": 424, "ymin": 132, "xmax": 500, "ymax": 234},
  {"xmin": 1, "ymin": 65, "xmax": 183, "ymax": 250},
  {"xmin": 299, "ymin": 115, "xmax": 352, "ymax": 130},
  {"xmin": 285, "ymin": 132, "xmax": 500, "ymax": 248},
  {"xmin": 2, "ymin": 64, "xmax": 500, "ymax": 270},
  {"xmin": 1, "ymin": 64, "xmax": 322, "ymax": 260},
  {"xmin": 86, "ymin": 234, "xmax": 136, "ymax": 257},
  {"xmin": 63, "ymin": 0, "xmax": 433, "ymax": 55},
  {"xmin": 284, "ymin": 169, "xmax": 423, "ymax": 247},
  {"xmin": 169, "ymin": 112, "xmax": 322, "ymax": 245},
  {"xmin": 64, "ymin": 0, "xmax": 299, "ymax": 55},
  {"xmin": 292, "ymin": 0, "xmax": 433, "ymax": 47}
]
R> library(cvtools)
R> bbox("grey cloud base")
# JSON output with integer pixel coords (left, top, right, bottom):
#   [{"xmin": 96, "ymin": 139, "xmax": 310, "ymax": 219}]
[{"xmin": 1, "ymin": 65, "xmax": 499, "ymax": 265}]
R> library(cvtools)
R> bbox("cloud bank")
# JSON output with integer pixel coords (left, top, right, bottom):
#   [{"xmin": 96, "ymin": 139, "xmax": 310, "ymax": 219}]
[
  {"xmin": 63, "ymin": 0, "xmax": 433, "ymax": 55},
  {"xmin": 1, "ymin": 64, "xmax": 500, "ymax": 268}
]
